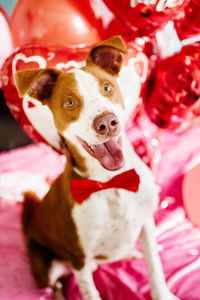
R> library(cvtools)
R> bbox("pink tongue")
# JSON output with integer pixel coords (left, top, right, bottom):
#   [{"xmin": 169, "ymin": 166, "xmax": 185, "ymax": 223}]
[{"xmin": 93, "ymin": 139, "xmax": 124, "ymax": 170}]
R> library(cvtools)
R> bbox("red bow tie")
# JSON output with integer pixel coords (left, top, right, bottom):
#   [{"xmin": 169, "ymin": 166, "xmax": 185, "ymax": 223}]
[{"xmin": 70, "ymin": 169, "xmax": 140, "ymax": 203}]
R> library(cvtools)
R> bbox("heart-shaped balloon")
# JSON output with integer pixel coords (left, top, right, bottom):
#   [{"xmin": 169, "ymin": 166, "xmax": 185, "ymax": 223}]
[
  {"xmin": 0, "ymin": 6, "xmax": 13, "ymax": 70},
  {"xmin": 1, "ymin": 45, "xmax": 90, "ymax": 151},
  {"xmin": 102, "ymin": 0, "xmax": 190, "ymax": 38},
  {"xmin": 174, "ymin": 0, "xmax": 200, "ymax": 41},
  {"xmin": 142, "ymin": 43, "xmax": 200, "ymax": 131},
  {"xmin": 1, "ymin": 42, "xmax": 148, "ymax": 151},
  {"xmin": 10, "ymin": 0, "xmax": 102, "ymax": 48}
]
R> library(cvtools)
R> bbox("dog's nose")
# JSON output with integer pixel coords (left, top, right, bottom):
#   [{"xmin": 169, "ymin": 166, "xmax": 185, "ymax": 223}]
[{"xmin": 93, "ymin": 112, "xmax": 121, "ymax": 137}]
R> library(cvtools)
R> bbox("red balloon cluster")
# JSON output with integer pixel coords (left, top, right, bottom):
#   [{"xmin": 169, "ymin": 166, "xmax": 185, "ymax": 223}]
[
  {"xmin": 103, "ymin": 0, "xmax": 190, "ymax": 38},
  {"xmin": 174, "ymin": 0, "xmax": 200, "ymax": 41},
  {"xmin": 9, "ymin": 0, "xmax": 191, "ymax": 48},
  {"xmin": 142, "ymin": 43, "xmax": 200, "ymax": 131}
]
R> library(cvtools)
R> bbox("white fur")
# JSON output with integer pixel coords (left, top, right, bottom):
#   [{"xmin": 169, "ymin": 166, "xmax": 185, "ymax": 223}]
[
  {"xmin": 23, "ymin": 95, "xmax": 61, "ymax": 150},
  {"xmin": 59, "ymin": 70, "xmax": 178, "ymax": 300},
  {"xmin": 63, "ymin": 69, "xmax": 125, "ymax": 146},
  {"xmin": 71, "ymin": 136, "xmax": 159, "ymax": 265}
]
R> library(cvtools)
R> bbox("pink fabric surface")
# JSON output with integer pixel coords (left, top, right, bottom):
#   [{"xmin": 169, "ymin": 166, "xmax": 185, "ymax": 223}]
[{"xmin": 0, "ymin": 128, "xmax": 200, "ymax": 300}]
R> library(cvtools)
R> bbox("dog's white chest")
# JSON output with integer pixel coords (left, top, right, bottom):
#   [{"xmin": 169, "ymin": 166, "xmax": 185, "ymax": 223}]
[{"xmin": 72, "ymin": 184, "xmax": 156, "ymax": 263}]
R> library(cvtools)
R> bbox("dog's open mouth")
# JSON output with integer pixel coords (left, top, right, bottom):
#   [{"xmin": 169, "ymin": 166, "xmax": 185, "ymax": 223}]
[{"xmin": 77, "ymin": 136, "xmax": 124, "ymax": 171}]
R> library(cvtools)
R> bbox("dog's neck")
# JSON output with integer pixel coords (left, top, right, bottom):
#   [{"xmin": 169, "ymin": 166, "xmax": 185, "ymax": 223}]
[{"xmin": 64, "ymin": 139, "xmax": 88, "ymax": 176}]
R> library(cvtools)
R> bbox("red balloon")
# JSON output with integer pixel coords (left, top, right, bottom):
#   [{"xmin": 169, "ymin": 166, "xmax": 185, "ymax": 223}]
[
  {"xmin": 0, "ymin": 6, "xmax": 13, "ymax": 69},
  {"xmin": 142, "ymin": 43, "xmax": 200, "ymax": 131},
  {"xmin": 1, "ymin": 42, "xmax": 147, "ymax": 151},
  {"xmin": 174, "ymin": 0, "xmax": 200, "ymax": 41},
  {"xmin": 103, "ymin": 0, "xmax": 190, "ymax": 38},
  {"xmin": 10, "ymin": 0, "xmax": 102, "ymax": 47}
]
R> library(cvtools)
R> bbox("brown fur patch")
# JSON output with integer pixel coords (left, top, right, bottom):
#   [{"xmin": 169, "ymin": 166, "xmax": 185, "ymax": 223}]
[
  {"xmin": 92, "ymin": 36, "xmax": 128, "ymax": 55},
  {"xmin": 15, "ymin": 68, "xmax": 61, "ymax": 99},
  {"xmin": 86, "ymin": 36, "xmax": 128, "ymax": 76},
  {"xmin": 82, "ymin": 64, "xmax": 125, "ymax": 109},
  {"xmin": 47, "ymin": 72, "xmax": 84, "ymax": 133},
  {"xmin": 63, "ymin": 138, "xmax": 87, "ymax": 174},
  {"xmin": 22, "ymin": 162, "xmax": 86, "ymax": 287},
  {"xmin": 15, "ymin": 69, "xmax": 84, "ymax": 134},
  {"xmin": 29, "ymin": 70, "xmax": 59, "ymax": 101},
  {"xmin": 94, "ymin": 254, "xmax": 108, "ymax": 260}
]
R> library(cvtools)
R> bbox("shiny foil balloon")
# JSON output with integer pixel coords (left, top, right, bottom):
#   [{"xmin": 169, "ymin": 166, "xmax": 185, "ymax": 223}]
[
  {"xmin": 142, "ymin": 43, "xmax": 200, "ymax": 131},
  {"xmin": 10, "ymin": 0, "xmax": 102, "ymax": 47},
  {"xmin": 1, "ymin": 42, "xmax": 147, "ymax": 151},
  {"xmin": 102, "ymin": 0, "xmax": 190, "ymax": 38},
  {"xmin": 174, "ymin": 0, "xmax": 200, "ymax": 41}
]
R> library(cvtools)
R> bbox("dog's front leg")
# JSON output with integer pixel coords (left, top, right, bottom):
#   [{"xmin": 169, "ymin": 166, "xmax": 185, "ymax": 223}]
[
  {"xmin": 139, "ymin": 217, "xmax": 179, "ymax": 300},
  {"xmin": 73, "ymin": 265, "xmax": 101, "ymax": 300}
]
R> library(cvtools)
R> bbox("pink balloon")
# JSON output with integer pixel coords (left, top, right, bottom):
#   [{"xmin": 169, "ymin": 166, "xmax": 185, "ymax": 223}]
[
  {"xmin": 0, "ymin": 6, "xmax": 13, "ymax": 69},
  {"xmin": 182, "ymin": 163, "xmax": 200, "ymax": 227}
]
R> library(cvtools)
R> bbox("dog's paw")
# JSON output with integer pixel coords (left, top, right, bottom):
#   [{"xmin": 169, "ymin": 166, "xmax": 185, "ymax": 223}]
[
  {"xmin": 169, "ymin": 295, "xmax": 179, "ymax": 300},
  {"xmin": 84, "ymin": 293, "xmax": 102, "ymax": 300},
  {"xmin": 81, "ymin": 294, "xmax": 101, "ymax": 300},
  {"xmin": 53, "ymin": 289, "xmax": 66, "ymax": 300},
  {"xmin": 80, "ymin": 290, "xmax": 102, "ymax": 300},
  {"xmin": 161, "ymin": 295, "xmax": 179, "ymax": 300},
  {"xmin": 151, "ymin": 291, "xmax": 179, "ymax": 300},
  {"xmin": 53, "ymin": 281, "xmax": 66, "ymax": 300}
]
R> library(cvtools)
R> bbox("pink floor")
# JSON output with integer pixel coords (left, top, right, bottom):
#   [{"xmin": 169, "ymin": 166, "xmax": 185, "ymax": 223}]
[{"xmin": 0, "ymin": 123, "xmax": 200, "ymax": 300}]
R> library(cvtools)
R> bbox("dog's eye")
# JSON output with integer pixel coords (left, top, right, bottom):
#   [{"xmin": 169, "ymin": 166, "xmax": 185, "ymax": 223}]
[
  {"xmin": 103, "ymin": 83, "xmax": 112, "ymax": 94},
  {"xmin": 63, "ymin": 97, "xmax": 76, "ymax": 109},
  {"xmin": 67, "ymin": 98, "xmax": 74, "ymax": 106}
]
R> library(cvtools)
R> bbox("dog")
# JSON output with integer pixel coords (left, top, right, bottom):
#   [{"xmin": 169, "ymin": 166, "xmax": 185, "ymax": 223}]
[{"xmin": 15, "ymin": 36, "xmax": 178, "ymax": 300}]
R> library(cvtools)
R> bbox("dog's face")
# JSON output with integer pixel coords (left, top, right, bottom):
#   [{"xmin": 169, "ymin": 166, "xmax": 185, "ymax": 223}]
[{"xmin": 15, "ymin": 36, "xmax": 128, "ymax": 171}]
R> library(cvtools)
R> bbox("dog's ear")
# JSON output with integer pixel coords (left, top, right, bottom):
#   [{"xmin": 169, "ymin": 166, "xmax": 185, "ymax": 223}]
[
  {"xmin": 15, "ymin": 68, "xmax": 61, "ymax": 103},
  {"xmin": 86, "ymin": 35, "xmax": 128, "ymax": 76}
]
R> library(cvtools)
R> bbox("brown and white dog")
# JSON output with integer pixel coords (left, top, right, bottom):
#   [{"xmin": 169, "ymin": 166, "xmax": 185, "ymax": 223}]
[{"xmin": 15, "ymin": 36, "xmax": 178, "ymax": 300}]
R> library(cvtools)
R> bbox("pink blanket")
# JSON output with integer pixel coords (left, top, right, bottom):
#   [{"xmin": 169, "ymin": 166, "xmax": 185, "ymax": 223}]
[{"xmin": 0, "ymin": 125, "xmax": 200, "ymax": 299}]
